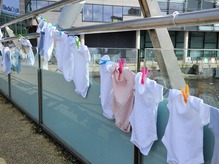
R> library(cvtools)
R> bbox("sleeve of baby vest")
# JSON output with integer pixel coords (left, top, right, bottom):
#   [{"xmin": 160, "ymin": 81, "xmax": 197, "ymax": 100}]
[
  {"xmin": 154, "ymin": 82, "xmax": 164, "ymax": 103},
  {"xmin": 166, "ymin": 89, "xmax": 173, "ymax": 111},
  {"xmin": 84, "ymin": 46, "xmax": 91, "ymax": 62},
  {"xmin": 200, "ymin": 103, "xmax": 211, "ymax": 126}
]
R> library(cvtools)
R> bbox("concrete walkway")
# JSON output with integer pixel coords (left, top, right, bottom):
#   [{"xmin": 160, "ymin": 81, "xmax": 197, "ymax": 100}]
[{"xmin": 0, "ymin": 94, "xmax": 79, "ymax": 164}]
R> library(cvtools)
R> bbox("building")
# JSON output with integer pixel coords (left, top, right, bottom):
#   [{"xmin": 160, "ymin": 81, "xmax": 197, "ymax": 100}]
[{"xmin": 1, "ymin": 0, "xmax": 219, "ymax": 58}]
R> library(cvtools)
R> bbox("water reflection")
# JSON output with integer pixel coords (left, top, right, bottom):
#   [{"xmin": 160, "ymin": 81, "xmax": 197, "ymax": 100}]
[{"xmin": 185, "ymin": 78, "xmax": 219, "ymax": 108}]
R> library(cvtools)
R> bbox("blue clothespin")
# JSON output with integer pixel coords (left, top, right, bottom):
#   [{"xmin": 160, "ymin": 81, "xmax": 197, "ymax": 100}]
[{"xmin": 99, "ymin": 59, "xmax": 111, "ymax": 65}]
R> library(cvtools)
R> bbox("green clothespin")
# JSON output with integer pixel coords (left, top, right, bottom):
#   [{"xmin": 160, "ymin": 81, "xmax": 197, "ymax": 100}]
[
  {"xmin": 44, "ymin": 18, "xmax": 48, "ymax": 23},
  {"xmin": 18, "ymin": 34, "xmax": 25, "ymax": 39},
  {"xmin": 76, "ymin": 37, "xmax": 80, "ymax": 49}
]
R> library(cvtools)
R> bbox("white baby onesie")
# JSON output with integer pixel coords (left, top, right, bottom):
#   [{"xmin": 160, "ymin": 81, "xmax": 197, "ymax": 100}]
[
  {"xmin": 18, "ymin": 38, "xmax": 35, "ymax": 65},
  {"xmin": 43, "ymin": 23, "xmax": 56, "ymax": 61},
  {"xmin": 162, "ymin": 89, "xmax": 210, "ymax": 164},
  {"xmin": 62, "ymin": 36, "xmax": 74, "ymax": 82},
  {"xmin": 1, "ymin": 47, "xmax": 11, "ymax": 74},
  {"xmin": 208, "ymin": 107, "xmax": 219, "ymax": 164},
  {"xmin": 53, "ymin": 31, "xmax": 68, "ymax": 72},
  {"xmin": 99, "ymin": 55, "xmax": 116, "ymax": 119},
  {"xmin": 129, "ymin": 73, "xmax": 163, "ymax": 155},
  {"xmin": 69, "ymin": 37, "xmax": 91, "ymax": 98}
]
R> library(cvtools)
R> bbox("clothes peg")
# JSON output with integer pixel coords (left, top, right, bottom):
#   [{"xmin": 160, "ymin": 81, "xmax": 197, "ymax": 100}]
[
  {"xmin": 99, "ymin": 59, "xmax": 111, "ymax": 65},
  {"xmin": 72, "ymin": 36, "xmax": 80, "ymax": 49},
  {"xmin": 118, "ymin": 58, "xmax": 125, "ymax": 74},
  {"xmin": 38, "ymin": 15, "xmax": 44, "ymax": 20},
  {"xmin": 44, "ymin": 18, "xmax": 48, "ymax": 23},
  {"xmin": 180, "ymin": 84, "xmax": 189, "ymax": 103},
  {"xmin": 18, "ymin": 34, "xmax": 25, "ymax": 39},
  {"xmin": 57, "ymin": 30, "xmax": 62, "ymax": 36},
  {"xmin": 75, "ymin": 37, "xmax": 80, "ymax": 49},
  {"xmin": 141, "ymin": 67, "xmax": 148, "ymax": 84}
]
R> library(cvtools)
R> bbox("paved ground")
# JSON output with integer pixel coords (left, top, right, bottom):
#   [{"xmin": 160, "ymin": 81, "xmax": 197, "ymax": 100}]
[{"xmin": 0, "ymin": 94, "xmax": 80, "ymax": 164}]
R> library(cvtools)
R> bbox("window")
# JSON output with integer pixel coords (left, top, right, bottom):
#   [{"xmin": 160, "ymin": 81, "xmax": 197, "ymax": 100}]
[
  {"xmin": 111, "ymin": 6, "xmax": 123, "ymax": 22},
  {"xmin": 104, "ymin": 6, "xmax": 112, "ymax": 22},
  {"xmin": 169, "ymin": 2, "xmax": 184, "ymax": 14},
  {"xmin": 204, "ymin": 32, "xmax": 217, "ymax": 50},
  {"xmin": 187, "ymin": 0, "xmax": 200, "ymax": 11},
  {"xmin": 93, "ymin": 5, "xmax": 103, "ymax": 21},
  {"xmin": 158, "ymin": 2, "xmax": 168, "ymax": 15},
  {"xmin": 82, "ymin": 4, "xmax": 141, "ymax": 22},
  {"xmin": 190, "ymin": 32, "xmax": 204, "ymax": 49},
  {"xmin": 83, "ymin": 4, "xmax": 92, "ymax": 21},
  {"xmin": 113, "ymin": 6, "xmax": 122, "ymax": 18},
  {"xmin": 123, "ymin": 7, "xmax": 141, "ymax": 16}
]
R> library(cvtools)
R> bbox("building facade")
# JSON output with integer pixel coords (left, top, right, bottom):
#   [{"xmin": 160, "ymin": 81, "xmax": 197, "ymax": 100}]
[{"xmin": 1, "ymin": 0, "xmax": 219, "ymax": 57}]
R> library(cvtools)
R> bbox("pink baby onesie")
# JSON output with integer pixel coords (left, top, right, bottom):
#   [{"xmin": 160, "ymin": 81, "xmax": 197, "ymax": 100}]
[{"xmin": 111, "ymin": 65, "xmax": 135, "ymax": 132}]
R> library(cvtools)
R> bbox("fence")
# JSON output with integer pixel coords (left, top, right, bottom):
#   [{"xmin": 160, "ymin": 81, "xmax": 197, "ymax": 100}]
[{"xmin": 0, "ymin": 47, "xmax": 217, "ymax": 164}]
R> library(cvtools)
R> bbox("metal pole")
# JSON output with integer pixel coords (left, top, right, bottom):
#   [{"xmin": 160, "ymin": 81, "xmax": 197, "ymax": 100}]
[
  {"xmin": 0, "ymin": 0, "xmax": 84, "ymax": 29},
  {"xmin": 63, "ymin": 8, "xmax": 219, "ymax": 35},
  {"xmin": 8, "ymin": 74, "xmax": 11, "ymax": 99},
  {"xmin": 38, "ymin": 48, "xmax": 43, "ymax": 125},
  {"xmin": 183, "ymin": 31, "xmax": 189, "ymax": 63},
  {"xmin": 0, "ymin": 0, "xmax": 2, "ymax": 15},
  {"xmin": 1, "ymin": 8, "xmax": 219, "ymax": 42}
]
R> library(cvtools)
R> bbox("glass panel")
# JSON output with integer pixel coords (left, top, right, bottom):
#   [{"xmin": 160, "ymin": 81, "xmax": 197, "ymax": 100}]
[
  {"xmin": 169, "ymin": 2, "xmax": 184, "ymax": 14},
  {"xmin": 176, "ymin": 43, "xmax": 184, "ymax": 48},
  {"xmin": 199, "ymin": 25, "xmax": 214, "ymax": 31},
  {"xmin": 123, "ymin": 6, "xmax": 130, "ymax": 15},
  {"xmin": 187, "ymin": 0, "xmax": 200, "ymax": 11},
  {"xmin": 205, "ymin": 32, "xmax": 217, "ymax": 42},
  {"xmin": 32, "ymin": 1, "xmax": 37, "ymax": 11},
  {"xmin": 0, "ymin": 59, "xmax": 9, "ymax": 96},
  {"xmin": 169, "ymin": 0, "xmax": 185, "ymax": 2},
  {"xmin": 205, "ymin": 43, "xmax": 217, "ymax": 49},
  {"xmin": 176, "ymin": 32, "xmax": 184, "ymax": 42},
  {"xmin": 103, "ymin": 5, "xmax": 112, "ymax": 22},
  {"xmin": 158, "ymin": 2, "xmax": 168, "ymax": 10},
  {"xmin": 36, "ymin": 1, "xmax": 48, "ymax": 10},
  {"xmin": 158, "ymin": 0, "xmax": 168, "ymax": 2},
  {"xmin": 142, "ymin": 48, "xmax": 217, "ymax": 164},
  {"xmin": 123, "ymin": 7, "xmax": 141, "ymax": 16},
  {"xmin": 202, "ymin": 1, "xmax": 214, "ymax": 9},
  {"xmin": 83, "ymin": 4, "xmax": 93, "ymax": 21},
  {"xmin": 113, "ymin": 6, "xmax": 122, "ymax": 18},
  {"xmin": 190, "ymin": 32, "xmax": 204, "ymax": 48},
  {"xmin": 42, "ymin": 48, "xmax": 138, "ymax": 164},
  {"xmin": 9, "ymin": 47, "xmax": 39, "ymax": 120},
  {"xmin": 93, "ymin": 5, "xmax": 103, "ymax": 22}
]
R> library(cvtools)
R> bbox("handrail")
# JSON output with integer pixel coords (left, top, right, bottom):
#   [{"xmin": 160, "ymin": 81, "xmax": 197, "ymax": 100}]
[
  {"xmin": 63, "ymin": 8, "xmax": 219, "ymax": 34},
  {"xmin": 0, "ymin": 33, "xmax": 39, "ymax": 42},
  {"xmin": 1, "ymin": 8, "xmax": 219, "ymax": 42},
  {"xmin": 0, "ymin": 0, "xmax": 84, "ymax": 29}
]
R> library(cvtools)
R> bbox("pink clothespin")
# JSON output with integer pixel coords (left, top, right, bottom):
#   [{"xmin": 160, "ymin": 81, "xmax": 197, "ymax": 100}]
[
  {"xmin": 141, "ymin": 67, "xmax": 148, "ymax": 84},
  {"xmin": 118, "ymin": 58, "xmax": 125, "ymax": 74}
]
